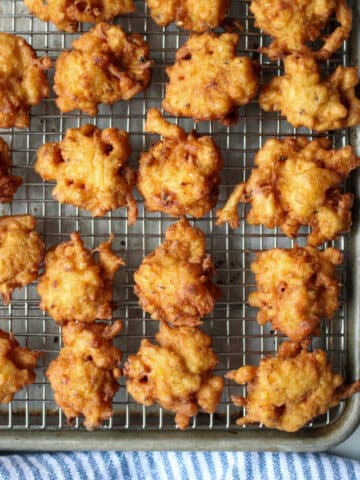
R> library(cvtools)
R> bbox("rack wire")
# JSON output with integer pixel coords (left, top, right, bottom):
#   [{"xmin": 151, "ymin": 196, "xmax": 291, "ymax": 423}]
[{"xmin": 0, "ymin": 0, "xmax": 352, "ymax": 432}]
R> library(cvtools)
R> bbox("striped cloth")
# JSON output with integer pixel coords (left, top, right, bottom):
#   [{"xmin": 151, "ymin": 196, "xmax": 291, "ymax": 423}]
[{"xmin": 0, "ymin": 452, "xmax": 359, "ymax": 480}]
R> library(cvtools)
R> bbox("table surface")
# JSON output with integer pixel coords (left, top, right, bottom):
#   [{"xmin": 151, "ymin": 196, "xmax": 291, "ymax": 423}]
[{"xmin": 329, "ymin": 424, "xmax": 360, "ymax": 460}]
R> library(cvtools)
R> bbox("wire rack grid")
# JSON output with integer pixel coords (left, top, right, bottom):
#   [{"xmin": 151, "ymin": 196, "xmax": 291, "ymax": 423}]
[{"xmin": 0, "ymin": 0, "xmax": 353, "ymax": 433}]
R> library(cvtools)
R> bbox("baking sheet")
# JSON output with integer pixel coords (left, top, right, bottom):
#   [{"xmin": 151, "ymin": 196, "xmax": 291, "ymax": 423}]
[{"xmin": 0, "ymin": 0, "xmax": 358, "ymax": 450}]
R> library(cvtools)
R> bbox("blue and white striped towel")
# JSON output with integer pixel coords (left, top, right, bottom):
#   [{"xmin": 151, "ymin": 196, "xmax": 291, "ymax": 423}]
[{"xmin": 0, "ymin": 452, "xmax": 359, "ymax": 480}]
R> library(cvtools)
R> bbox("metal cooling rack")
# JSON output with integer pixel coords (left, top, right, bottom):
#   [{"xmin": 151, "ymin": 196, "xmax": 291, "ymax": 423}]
[{"xmin": 0, "ymin": 0, "xmax": 357, "ymax": 448}]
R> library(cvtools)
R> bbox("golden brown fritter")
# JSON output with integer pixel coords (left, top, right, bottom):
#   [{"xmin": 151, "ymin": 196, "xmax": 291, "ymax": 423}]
[
  {"xmin": 24, "ymin": 0, "xmax": 135, "ymax": 32},
  {"xmin": 0, "ymin": 33, "xmax": 51, "ymax": 129},
  {"xmin": 35, "ymin": 125, "xmax": 137, "ymax": 223},
  {"xmin": 54, "ymin": 23, "xmax": 152, "ymax": 115},
  {"xmin": 0, "ymin": 215, "xmax": 44, "ymax": 305},
  {"xmin": 250, "ymin": 0, "xmax": 352, "ymax": 60},
  {"xmin": 47, "ymin": 321, "xmax": 122, "ymax": 430},
  {"xmin": 259, "ymin": 55, "xmax": 360, "ymax": 132},
  {"xmin": 137, "ymin": 109, "xmax": 223, "ymax": 218},
  {"xmin": 0, "ymin": 329, "xmax": 41, "ymax": 403},
  {"xmin": 0, "ymin": 136, "xmax": 22, "ymax": 203},
  {"xmin": 38, "ymin": 232, "xmax": 124, "ymax": 324},
  {"xmin": 134, "ymin": 217, "xmax": 221, "ymax": 326},
  {"xmin": 162, "ymin": 32, "xmax": 259, "ymax": 125},
  {"xmin": 226, "ymin": 341, "xmax": 360, "ymax": 432},
  {"xmin": 249, "ymin": 246, "xmax": 342, "ymax": 341},
  {"xmin": 216, "ymin": 137, "xmax": 360, "ymax": 246},
  {"xmin": 146, "ymin": 0, "xmax": 230, "ymax": 32},
  {"xmin": 125, "ymin": 322, "xmax": 224, "ymax": 430}
]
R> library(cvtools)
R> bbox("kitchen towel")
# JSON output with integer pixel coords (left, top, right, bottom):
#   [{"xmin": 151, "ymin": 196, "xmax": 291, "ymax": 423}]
[{"xmin": 0, "ymin": 451, "xmax": 358, "ymax": 479}]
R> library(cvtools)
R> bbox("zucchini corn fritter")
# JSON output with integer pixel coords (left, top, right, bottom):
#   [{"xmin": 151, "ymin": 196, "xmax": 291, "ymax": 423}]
[
  {"xmin": 138, "ymin": 109, "xmax": 223, "ymax": 218},
  {"xmin": 125, "ymin": 322, "xmax": 224, "ymax": 430},
  {"xmin": 227, "ymin": 341, "xmax": 360, "ymax": 432}
]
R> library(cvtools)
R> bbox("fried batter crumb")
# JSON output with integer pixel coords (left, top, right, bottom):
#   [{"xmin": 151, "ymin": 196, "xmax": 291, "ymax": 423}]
[
  {"xmin": 251, "ymin": 0, "xmax": 352, "ymax": 60},
  {"xmin": 0, "ymin": 215, "xmax": 44, "ymax": 305},
  {"xmin": 162, "ymin": 32, "xmax": 259, "ymax": 125},
  {"xmin": 0, "ymin": 33, "xmax": 51, "ymax": 129},
  {"xmin": 54, "ymin": 23, "xmax": 152, "ymax": 115},
  {"xmin": 146, "ymin": 0, "xmax": 230, "ymax": 32},
  {"xmin": 216, "ymin": 137, "xmax": 360, "ymax": 246},
  {"xmin": 259, "ymin": 55, "xmax": 360, "ymax": 132},
  {"xmin": 0, "ymin": 330, "xmax": 41, "ymax": 403},
  {"xmin": 134, "ymin": 217, "xmax": 221, "ymax": 326},
  {"xmin": 125, "ymin": 322, "xmax": 224, "ymax": 429},
  {"xmin": 35, "ymin": 124, "xmax": 137, "ymax": 223},
  {"xmin": 249, "ymin": 246, "xmax": 342, "ymax": 341},
  {"xmin": 226, "ymin": 341, "xmax": 360, "ymax": 432},
  {"xmin": 137, "ymin": 109, "xmax": 223, "ymax": 218},
  {"xmin": 24, "ymin": 0, "xmax": 135, "ymax": 32},
  {"xmin": 47, "ymin": 321, "xmax": 122, "ymax": 430},
  {"xmin": 38, "ymin": 232, "xmax": 124, "ymax": 324},
  {"xmin": 0, "ymin": 136, "xmax": 22, "ymax": 203}
]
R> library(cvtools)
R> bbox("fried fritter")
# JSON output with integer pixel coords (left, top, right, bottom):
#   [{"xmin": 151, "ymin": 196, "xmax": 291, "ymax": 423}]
[
  {"xmin": 0, "ymin": 215, "xmax": 44, "ymax": 305},
  {"xmin": 38, "ymin": 232, "xmax": 123, "ymax": 324},
  {"xmin": 134, "ymin": 217, "xmax": 221, "ymax": 326},
  {"xmin": 146, "ymin": 0, "xmax": 230, "ymax": 32},
  {"xmin": 54, "ymin": 23, "xmax": 152, "ymax": 115},
  {"xmin": 125, "ymin": 322, "xmax": 224, "ymax": 430},
  {"xmin": 226, "ymin": 341, "xmax": 360, "ymax": 432},
  {"xmin": 250, "ymin": 0, "xmax": 352, "ymax": 60},
  {"xmin": 0, "ymin": 136, "xmax": 22, "ymax": 203},
  {"xmin": 47, "ymin": 321, "xmax": 122, "ymax": 430},
  {"xmin": 24, "ymin": 0, "xmax": 135, "ymax": 32},
  {"xmin": 0, "ymin": 33, "xmax": 51, "ymax": 129},
  {"xmin": 216, "ymin": 137, "xmax": 360, "ymax": 246},
  {"xmin": 35, "ymin": 125, "xmax": 137, "ymax": 223},
  {"xmin": 162, "ymin": 32, "xmax": 259, "ymax": 125},
  {"xmin": 0, "ymin": 329, "xmax": 40, "ymax": 403},
  {"xmin": 137, "ymin": 109, "xmax": 223, "ymax": 218},
  {"xmin": 259, "ymin": 55, "xmax": 360, "ymax": 132},
  {"xmin": 249, "ymin": 246, "xmax": 342, "ymax": 341}
]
